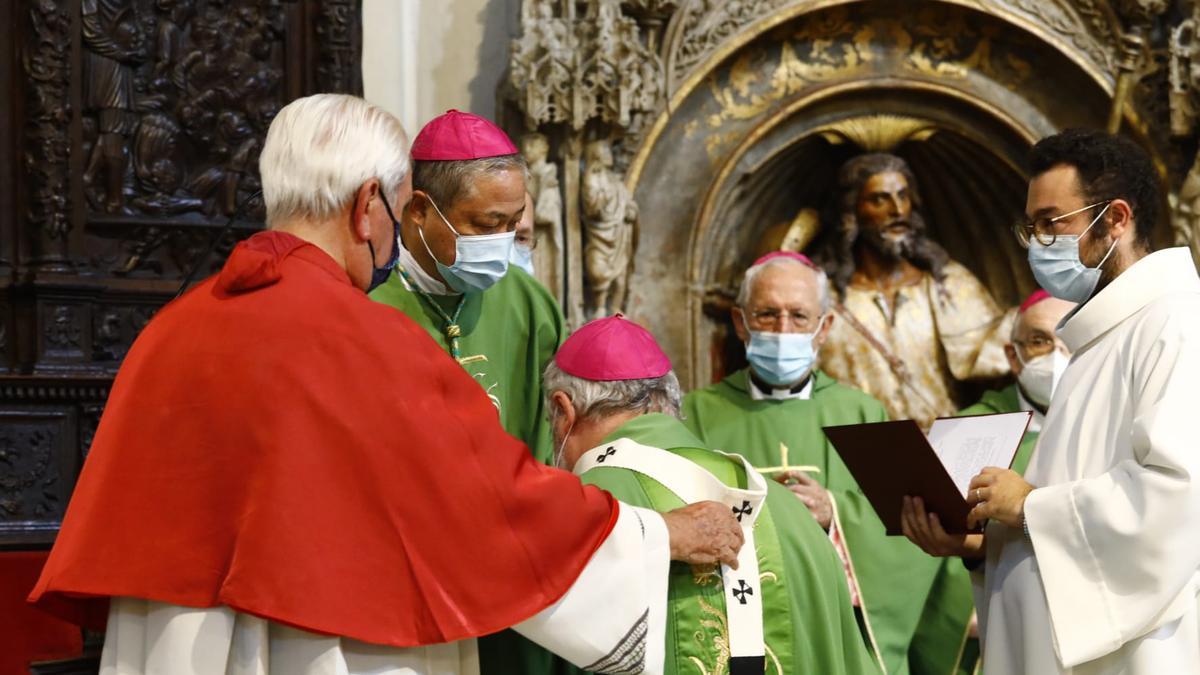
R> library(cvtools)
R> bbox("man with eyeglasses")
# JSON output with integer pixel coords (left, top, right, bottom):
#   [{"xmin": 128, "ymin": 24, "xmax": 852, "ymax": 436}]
[
  {"xmin": 902, "ymin": 128, "xmax": 1200, "ymax": 674},
  {"xmin": 684, "ymin": 251, "xmax": 938, "ymax": 675},
  {"xmin": 908, "ymin": 289, "xmax": 1075, "ymax": 675}
]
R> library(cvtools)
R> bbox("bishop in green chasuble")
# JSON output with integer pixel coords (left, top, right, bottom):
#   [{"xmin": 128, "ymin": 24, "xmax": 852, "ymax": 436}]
[
  {"xmin": 371, "ymin": 265, "xmax": 563, "ymax": 463},
  {"xmin": 683, "ymin": 252, "xmax": 939, "ymax": 675},
  {"xmin": 907, "ymin": 291, "xmax": 1075, "ymax": 675},
  {"xmin": 579, "ymin": 413, "xmax": 879, "ymax": 675},
  {"xmin": 535, "ymin": 314, "xmax": 875, "ymax": 675},
  {"xmin": 369, "ymin": 110, "xmax": 566, "ymax": 675},
  {"xmin": 367, "ymin": 110, "xmax": 564, "ymax": 466}
]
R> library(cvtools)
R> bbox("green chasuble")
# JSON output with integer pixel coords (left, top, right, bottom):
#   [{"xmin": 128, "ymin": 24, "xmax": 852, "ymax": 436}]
[
  {"xmin": 370, "ymin": 265, "xmax": 563, "ymax": 464},
  {"xmin": 371, "ymin": 266, "xmax": 565, "ymax": 675},
  {"xmin": 682, "ymin": 368, "xmax": 941, "ymax": 675},
  {"xmin": 908, "ymin": 384, "xmax": 1040, "ymax": 675},
  {"xmin": 581, "ymin": 413, "xmax": 878, "ymax": 675}
]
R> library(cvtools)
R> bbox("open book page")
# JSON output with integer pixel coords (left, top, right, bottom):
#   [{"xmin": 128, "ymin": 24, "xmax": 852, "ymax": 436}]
[{"xmin": 926, "ymin": 412, "xmax": 1032, "ymax": 498}]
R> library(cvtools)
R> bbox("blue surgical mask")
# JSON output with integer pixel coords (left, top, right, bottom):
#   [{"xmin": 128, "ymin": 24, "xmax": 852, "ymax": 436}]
[
  {"xmin": 1028, "ymin": 202, "xmax": 1118, "ymax": 303},
  {"xmin": 368, "ymin": 192, "xmax": 403, "ymax": 293},
  {"xmin": 743, "ymin": 316, "xmax": 824, "ymax": 387},
  {"xmin": 510, "ymin": 243, "xmax": 535, "ymax": 276},
  {"xmin": 418, "ymin": 196, "xmax": 515, "ymax": 293}
]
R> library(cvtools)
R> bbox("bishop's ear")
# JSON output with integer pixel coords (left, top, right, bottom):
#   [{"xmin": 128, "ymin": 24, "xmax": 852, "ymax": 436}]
[
  {"xmin": 731, "ymin": 307, "xmax": 750, "ymax": 344},
  {"xmin": 406, "ymin": 190, "xmax": 433, "ymax": 229},
  {"xmin": 550, "ymin": 390, "xmax": 577, "ymax": 432}
]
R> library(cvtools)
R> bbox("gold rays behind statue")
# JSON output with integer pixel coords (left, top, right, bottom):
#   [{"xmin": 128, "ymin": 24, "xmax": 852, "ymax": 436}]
[{"xmin": 817, "ymin": 114, "xmax": 939, "ymax": 152}]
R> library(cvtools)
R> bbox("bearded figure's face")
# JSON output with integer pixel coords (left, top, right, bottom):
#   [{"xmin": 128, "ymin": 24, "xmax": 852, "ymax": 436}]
[{"xmin": 854, "ymin": 170, "xmax": 923, "ymax": 260}]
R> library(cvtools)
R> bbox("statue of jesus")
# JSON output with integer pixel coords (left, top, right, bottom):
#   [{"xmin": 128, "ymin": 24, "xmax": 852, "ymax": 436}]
[{"xmin": 812, "ymin": 153, "xmax": 1012, "ymax": 427}]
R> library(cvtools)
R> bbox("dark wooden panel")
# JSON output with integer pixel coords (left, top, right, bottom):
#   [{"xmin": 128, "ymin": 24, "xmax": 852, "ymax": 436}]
[{"xmin": 0, "ymin": 0, "xmax": 364, "ymax": 547}]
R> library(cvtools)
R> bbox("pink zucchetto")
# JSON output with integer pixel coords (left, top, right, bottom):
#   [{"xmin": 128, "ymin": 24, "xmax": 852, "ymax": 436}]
[
  {"xmin": 1019, "ymin": 289, "xmax": 1052, "ymax": 313},
  {"xmin": 555, "ymin": 314, "xmax": 672, "ymax": 381},
  {"xmin": 753, "ymin": 251, "xmax": 817, "ymax": 269},
  {"xmin": 410, "ymin": 110, "xmax": 519, "ymax": 161}
]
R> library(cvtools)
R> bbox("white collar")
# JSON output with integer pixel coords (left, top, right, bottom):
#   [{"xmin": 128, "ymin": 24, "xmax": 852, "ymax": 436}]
[
  {"xmin": 1058, "ymin": 247, "xmax": 1200, "ymax": 352},
  {"xmin": 748, "ymin": 372, "xmax": 814, "ymax": 401},
  {"xmin": 396, "ymin": 233, "xmax": 456, "ymax": 296}
]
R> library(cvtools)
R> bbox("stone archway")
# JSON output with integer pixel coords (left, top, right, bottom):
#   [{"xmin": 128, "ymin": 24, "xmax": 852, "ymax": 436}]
[{"xmin": 621, "ymin": 0, "xmax": 1170, "ymax": 388}]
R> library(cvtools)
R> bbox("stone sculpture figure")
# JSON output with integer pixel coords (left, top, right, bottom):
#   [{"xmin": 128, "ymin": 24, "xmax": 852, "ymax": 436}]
[
  {"xmin": 522, "ymin": 133, "xmax": 564, "ymax": 297},
  {"xmin": 582, "ymin": 139, "xmax": 636, "ymax": 319},
  {"xmin": 1172, "ymin": 149, "xmax": 1200, "ymax": 264},
  {"xmin": 811, "ymin": 153, "xmax": 1011, "ymax": 428}
]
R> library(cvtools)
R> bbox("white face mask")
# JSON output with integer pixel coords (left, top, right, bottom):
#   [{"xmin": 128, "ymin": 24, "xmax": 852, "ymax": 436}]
[
  {"xmin": 1027, "ymin": 202, "xmax": 1118, "ymax": 303},
  {"xmin": 509, "ymin": 243, "xmax": 535, "ymax": 276},
  {"xmin": 419, "ymin": 196, "xmax": 515, "ymax": 293},
  {"xmin": 741, "ymin": 313, "xmax": 826, "ymax": 387},
  {"xmin": 1015, "ymin": 348, "xmax": 1069, "ymax": 408}
]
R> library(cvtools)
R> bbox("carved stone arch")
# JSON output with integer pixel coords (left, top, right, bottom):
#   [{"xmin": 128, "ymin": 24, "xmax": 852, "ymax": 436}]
[
  {"xmin": 661, "ymin": 0, "xmax": 1125, "ymax": 97},
  {"xmin": 622, "ymin": 1, "xmax": 1173, "ymax": 389}
]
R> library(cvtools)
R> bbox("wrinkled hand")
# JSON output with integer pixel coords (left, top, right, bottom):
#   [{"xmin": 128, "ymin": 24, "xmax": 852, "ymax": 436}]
[
  {"xmin": 776, "ymin": 470, "xmax": 832, "ymax": 529},
  {"xmin": 967, "ymin": 468, "xmax": 1034, "ymax": 529},
  {"xmin": 900, "ymin": 496, "xmax": 985, "ymax": 559},
  {"xmin": 662, "ymin": 501, "xmax": 745, "ymax": 569}
]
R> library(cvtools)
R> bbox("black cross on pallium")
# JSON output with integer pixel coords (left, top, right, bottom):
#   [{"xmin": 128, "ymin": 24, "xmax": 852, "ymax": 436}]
[
  {"xmin": 597, "ymin": 446, "xmax": 616, "ymax": 463},
  {"xmin": 731, "ymin": 500, "xmax": 752, "ymax": 522},
  {"xmin": 732, "ymin": 579, "xmax": 753, "ymax": 605}
]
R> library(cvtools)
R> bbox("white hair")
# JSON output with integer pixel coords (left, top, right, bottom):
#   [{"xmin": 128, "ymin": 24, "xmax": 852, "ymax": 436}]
[
  {"xmin": 260, "ymin": 94, "xmax": 410, "ymax": 226},
  {"xmin": 736, "ymin": 257, "xmax": 832, "ymax": 312},
  {"xmin": 543, "ymin": 361, "xmax": 682, "ymax": 423}
]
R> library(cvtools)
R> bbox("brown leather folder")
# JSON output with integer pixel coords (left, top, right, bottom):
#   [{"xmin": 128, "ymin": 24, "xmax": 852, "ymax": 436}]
[{"xmin": 822, "ymin": 414, "xmax": 1029, "ymax": 535}]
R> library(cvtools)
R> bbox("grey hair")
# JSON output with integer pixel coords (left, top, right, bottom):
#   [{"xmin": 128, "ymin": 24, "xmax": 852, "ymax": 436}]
[
  {"xmin": 543, "ymin": 361, "xmax": 683, "ymax": 423},
  {"xmin": 736, "ymin": 257, "xmax": 832, "ymax": 313},
  {"xmin": 413, "ymin": 153, "xmax": 527, "ymax": 208}
]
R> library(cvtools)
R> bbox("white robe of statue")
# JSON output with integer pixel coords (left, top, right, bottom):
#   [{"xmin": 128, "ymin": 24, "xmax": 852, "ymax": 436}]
[
  {"xmin": 99, "ymin": 503, "xmax": 669, "ymax": 675},
  {"xmin": 973, "ymin": 247, "xmax": 1200, "ymax": 674}
]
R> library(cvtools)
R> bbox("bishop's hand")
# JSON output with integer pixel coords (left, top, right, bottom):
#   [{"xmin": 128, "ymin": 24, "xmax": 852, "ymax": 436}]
[
  {"xmin": 661, "ymin": 501, "xmax": 745, "ymax": 569},
  {"xmin": 776, "ymin": 470, "xmax": 833, "ymax": 530},
  {"xmin": 901, "ymin": 496, "xmax": 985, "ymax": 559}
]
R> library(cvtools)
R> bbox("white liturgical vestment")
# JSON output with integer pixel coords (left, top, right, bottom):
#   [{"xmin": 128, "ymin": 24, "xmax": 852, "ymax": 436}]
[
  {"xmin": 974, "ymin": 247, "xmax": 1200, "ymax": 674},
  {"xmin": 99, "ymin": 503, "xmax": 669, "ymax": 675}
]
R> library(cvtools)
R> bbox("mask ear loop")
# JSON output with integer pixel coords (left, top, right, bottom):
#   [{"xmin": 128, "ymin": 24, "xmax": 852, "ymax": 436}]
[
  {"xmin": 553, "ymin": 419, "xmax": 575, "ymax": 470},
  {"xmin": 415, "ymin": 193, "xmax": 458, "ymax": 267},
  {"xmin": 1077, "ymin": 201, "xmax": 1120, "ymax": 272}
]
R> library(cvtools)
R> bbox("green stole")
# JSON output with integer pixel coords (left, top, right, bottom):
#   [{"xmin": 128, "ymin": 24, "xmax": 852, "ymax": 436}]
[
  {"xmin": 371, "ymin": 267, "xmax": 565, "ymax": 675},
  {"xmin": 908, "ymin": 384, "xmax": 1040, "ymax": 675},
  {"xmin": 580, "ymin": 414, "xmax": 878, "ymax": 675},
  {"xmin": 682, "ymin": 369, "xmax": 940, "ymax": 675},
  {"xmin": 369, "ymin": 266, "xmax": 564, "ymax": 464}
]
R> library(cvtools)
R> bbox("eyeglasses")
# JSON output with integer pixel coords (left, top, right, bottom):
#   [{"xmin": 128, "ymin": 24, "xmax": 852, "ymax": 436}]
[
  {"xmin": 1012, "ymin": 334, "xmax": 1057, "ymax": 360},
  {"xmin": 745, "ymin": 308, "xmax": 823, "ymax": 332},
  {"xmin": 1012, "ymin": 200, "xmax": 1111, "ymax": 248}
]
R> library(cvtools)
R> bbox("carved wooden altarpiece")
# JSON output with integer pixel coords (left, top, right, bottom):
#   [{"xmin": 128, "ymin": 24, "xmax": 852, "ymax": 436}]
[{"xmin": 0, "ymin": 0, "xmax": 363, "ymax": 550}]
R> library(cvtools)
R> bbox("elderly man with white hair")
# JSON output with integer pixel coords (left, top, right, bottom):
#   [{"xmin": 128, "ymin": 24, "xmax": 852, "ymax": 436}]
[
  {"xmin": 28, "ymin": 94, "xmax": 745, "ymax": 675},
  {"xmin": 543, "ymin": 314, "xmax": 877, "ymax": 675},
  {"xmin": 683, "ymin": 251, "xmax": 940, "ymax": 674}
]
